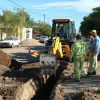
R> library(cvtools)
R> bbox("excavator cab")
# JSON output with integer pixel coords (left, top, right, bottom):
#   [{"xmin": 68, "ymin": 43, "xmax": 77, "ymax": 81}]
[
  {"xmin": 51, "ymin": 19, "xmax": 76, "ymax": 41},
  {"xmin": 45, "ymin": 19, "xmax": 76, "ymax": 50}
]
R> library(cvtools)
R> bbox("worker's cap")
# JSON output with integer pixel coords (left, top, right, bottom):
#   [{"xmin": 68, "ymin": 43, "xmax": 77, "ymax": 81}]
[{"xmin": 90, "ymin": 30, "xmax": 97, "ymax": 33}]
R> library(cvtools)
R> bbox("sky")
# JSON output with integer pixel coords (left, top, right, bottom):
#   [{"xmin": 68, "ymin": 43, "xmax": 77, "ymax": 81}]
[{"xmin": 0, "ymin": 0, "xmax": 100, "ymax": 32}]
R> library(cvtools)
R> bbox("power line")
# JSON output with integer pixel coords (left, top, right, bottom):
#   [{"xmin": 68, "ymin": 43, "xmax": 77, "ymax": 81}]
[
  {"xmin": 7, "ymin": 0, "xmax": 52, "ymax": 23},
  {"xmin": 7, "ymin": 0, "xmax": 44, "ymax": 16}
]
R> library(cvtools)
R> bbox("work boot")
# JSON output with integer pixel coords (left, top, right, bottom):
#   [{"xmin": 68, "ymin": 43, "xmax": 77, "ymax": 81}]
[
  {"xmin": 74, "ymin": 79, "xmax": 80, "ymax": 82},
  {"xmin": 92, "ymin": 71, "xmax": 96, "ymax": 75},
  {"xmin": 86, "ymin": 71, "xmax": 96, "ymax": 77},
  {"xmin": 87, "ymin": 72, "xmax": 92, "ymax": 76},
  {"xmin": 86, "ymin": 72, "xmax": 92, "ymax": 77}
]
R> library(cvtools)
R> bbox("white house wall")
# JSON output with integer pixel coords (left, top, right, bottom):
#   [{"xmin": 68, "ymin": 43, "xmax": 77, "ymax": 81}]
[
  {"xmin": 0, "ymin": 32, "xmax": 7, "ymax": 40},
  {"xmin": 22, "ymin": 28, "xmax": 32, "ymax": 41}
]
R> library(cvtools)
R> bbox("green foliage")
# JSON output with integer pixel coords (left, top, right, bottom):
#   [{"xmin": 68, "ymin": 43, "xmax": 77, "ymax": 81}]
[
  {"xmin": 80, "ymin": 6, "xmax": 100, "ymax": 37},
  {"xmin": 0, "ymin": 15, "xmax": 3, "ymax": 24},
  {"xmin": 36, "ymin": 21, "xmax": 51, "ymax": 36},
  {"xmin": 3, "ymin": 10, "xmax": 14, "ymax": 26},
  {"xmin": 15, "ymin": 8, "xmax": 29, "ymax": 27},
  {"xmin": 0, "ymin": 8, "xmax": 51, "ymax": 36}
]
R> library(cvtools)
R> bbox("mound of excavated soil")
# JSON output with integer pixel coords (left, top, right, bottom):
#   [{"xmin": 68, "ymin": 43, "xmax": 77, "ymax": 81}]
[
  {"xmin": 0, "ymin": 50, "xmax": 11, "ymax": 68},
  {"xmin": 0, "ymin": 50, "xmax": 22, "ymax": 70},
  {"xmin": 20, "ymin": 39, "xmax": 43, "ymax": 47},
  {"xmin": 0, "ymin": 77, "xmax": 36, "ymax": 100},
  {"xmin": 0, "ymin": 65, "xmax": 10, "ymax": 75}
]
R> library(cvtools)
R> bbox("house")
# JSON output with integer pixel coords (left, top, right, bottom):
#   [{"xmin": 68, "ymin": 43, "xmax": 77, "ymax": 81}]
[
  {"xmin": 21, "ymin": 28, "xmax": 32, "ymax": 41},
  {"xmin": 0, "ymin": 26, "xmax": 33, "ymax": 41}
]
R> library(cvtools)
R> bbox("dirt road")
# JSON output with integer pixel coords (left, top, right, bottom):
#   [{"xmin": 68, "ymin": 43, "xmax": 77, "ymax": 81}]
[
  {"xmin": 0, "ymin": 46, "xmax": 45, "ymax": 63},
  {"xmin": 0, "ymin": 39, "xmax": 100, "ymax": 100}
]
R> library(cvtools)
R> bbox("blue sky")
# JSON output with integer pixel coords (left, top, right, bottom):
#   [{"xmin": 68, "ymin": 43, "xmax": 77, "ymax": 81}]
[{"xmin": 0, "ymin": 0, "xmax": 100, "ymax": 32}]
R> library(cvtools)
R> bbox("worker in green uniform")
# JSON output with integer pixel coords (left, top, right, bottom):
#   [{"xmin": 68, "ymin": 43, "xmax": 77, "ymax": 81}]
[{"xmin": 70, "ymin": 34, "xmax": 89, "ymax": 82}]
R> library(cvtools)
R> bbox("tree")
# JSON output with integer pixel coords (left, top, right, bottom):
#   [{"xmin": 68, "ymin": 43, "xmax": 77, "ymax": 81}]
[
  {"xmin": 0, "ymin": 9, "xmax": 34, "ymax": 36},
  {"xmin": 1, "ymin": 10, "xmax": 15, "ymax": 36},
  {"xmin": 37, "ymin": 21, "xmax": 51, "ymax": 35},
  {"xmin": 80, "ymin": 6, "xmax": 100, "ymax": 37},
  {"xmin": 0, "ymin": 8, "xmax": 51, "ymax": 37},
  {"xmin": 0, "ymin": 15, "xmax": 3, "ymax": 24},
  {"xmin": 15, "ymin": 8, "xmax": 29, "ymax": 27}
]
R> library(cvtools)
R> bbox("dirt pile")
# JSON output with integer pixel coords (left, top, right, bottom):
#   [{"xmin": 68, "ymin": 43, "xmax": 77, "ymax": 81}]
[
  {"xmin": 0, "ymin": 50, "xmax": 11, "ymax": 68},
  {"xmin": 0, "ymin": 50, "xmax": 22, "ymax": 70},
  {"xmin": 0, "ymin": 65, "xmax": 10, "ymax": 75},
  {"xmin": 20, "ymin": 39, "xmax": 43, "ymax": 46},
  {"xmin": 0, "ymin": 77, "xmax": 38, "ymax": 100}
]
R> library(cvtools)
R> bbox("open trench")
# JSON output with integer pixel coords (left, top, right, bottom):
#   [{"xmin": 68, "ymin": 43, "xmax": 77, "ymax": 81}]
[
  {"xmin": 0, "ymin": 56, "xmax": 65, "ymax": 100},
  {"xmin": 32, "ymin": 61, "xmax": 65, "ymax": 100}
]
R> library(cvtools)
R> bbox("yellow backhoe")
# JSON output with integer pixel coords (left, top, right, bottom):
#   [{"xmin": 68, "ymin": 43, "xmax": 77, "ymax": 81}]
[{"xmin": 39, "ymin": 18, "xmax": 76, "ymax": 78}]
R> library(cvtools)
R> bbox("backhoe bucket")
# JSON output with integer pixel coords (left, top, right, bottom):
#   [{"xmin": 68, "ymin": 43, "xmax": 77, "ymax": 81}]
[{"xmin": 40, "ymin": 54, "xmax": 57, "ymax": 77}]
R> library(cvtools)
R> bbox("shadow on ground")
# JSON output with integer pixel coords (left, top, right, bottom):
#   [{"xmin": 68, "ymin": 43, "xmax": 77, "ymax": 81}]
[
  {"xmin": 23, "ymin": 46, "xmax": 45, "ymax": 52},
  {"xmin": 10, "ymin": 53, "xmax": 39, "ymax": 64}
]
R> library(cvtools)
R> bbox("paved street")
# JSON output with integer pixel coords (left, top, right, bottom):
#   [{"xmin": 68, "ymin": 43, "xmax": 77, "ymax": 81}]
[{"xmin": 0, "ymin": 46, "xmax": 44, "ymax": 64}]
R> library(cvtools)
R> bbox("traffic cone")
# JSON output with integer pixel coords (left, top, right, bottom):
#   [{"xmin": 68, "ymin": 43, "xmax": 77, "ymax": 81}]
[{"xmin": 28, "ymin": 46, "xmax": 31, "ymax": 54}]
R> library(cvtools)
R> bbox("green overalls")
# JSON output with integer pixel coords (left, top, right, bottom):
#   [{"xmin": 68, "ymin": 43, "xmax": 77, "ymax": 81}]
[{"xmin": 70, "ymin": 40, "xmax": 89, "ymax": 80}]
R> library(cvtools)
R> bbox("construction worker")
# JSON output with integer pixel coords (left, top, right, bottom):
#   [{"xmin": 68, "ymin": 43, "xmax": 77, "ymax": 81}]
[
  {"xmin": 87, "ymin": 30, "xmax": 100, "ymax": 75},
  {"xmin": 58, "ymin": 26, "xmax": 68, "ymax": 38},
  {"xmin": 70, "ymin": 34, "xmax": 89, "ymax": 82},
  {"xmin": 58, "ymin": 26, "xmax": 66, "ymax": 37}
]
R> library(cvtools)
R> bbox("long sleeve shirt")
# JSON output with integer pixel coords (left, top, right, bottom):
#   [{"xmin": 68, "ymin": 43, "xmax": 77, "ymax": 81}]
[{"xmin": 70, "ymin": 39, "xmax": 89, "ymax": 58}]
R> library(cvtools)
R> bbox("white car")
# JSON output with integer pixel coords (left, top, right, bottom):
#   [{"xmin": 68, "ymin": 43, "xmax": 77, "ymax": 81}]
[
  {"xmin": 0, "ymin": 37, "xmax": 20, "ymax": 48},
  {"xmin": 35, "ymin": 34, "xmax": 42, "ymax": 40},
  {"xmin": 39, "ymin": 36, "xmax": 48, "ymax": 43}
]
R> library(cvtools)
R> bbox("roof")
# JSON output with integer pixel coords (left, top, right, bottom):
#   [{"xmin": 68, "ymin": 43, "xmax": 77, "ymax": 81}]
[{"xmin": 52, "ymin": 18, "xmax": 73, "ymax": 23}]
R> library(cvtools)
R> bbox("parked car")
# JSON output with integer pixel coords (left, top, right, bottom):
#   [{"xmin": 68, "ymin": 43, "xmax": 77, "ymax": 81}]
[
  {"xmin": 35, "ymin": 34, "xmax": 42, "ymax": 40},
  {"xmin": 0, "ymin": 37, "xmax": 20, "ymax": 48},
  {"xmin": 39, "ymin": 36, "xmax": 48, "ymax": 43}
]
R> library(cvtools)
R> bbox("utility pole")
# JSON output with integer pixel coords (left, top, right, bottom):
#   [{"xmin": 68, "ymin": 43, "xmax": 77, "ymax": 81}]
[{"xmin": 44, "ymin": 14, "xmax": 45, "ymax": 22}]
